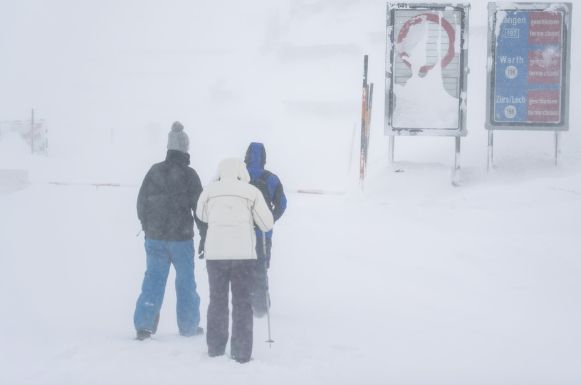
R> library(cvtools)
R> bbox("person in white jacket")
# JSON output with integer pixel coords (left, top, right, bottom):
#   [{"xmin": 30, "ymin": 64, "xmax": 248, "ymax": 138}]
[{"xmin": 196, "ymin": 158, "xmax": 274, "ymax": 363}]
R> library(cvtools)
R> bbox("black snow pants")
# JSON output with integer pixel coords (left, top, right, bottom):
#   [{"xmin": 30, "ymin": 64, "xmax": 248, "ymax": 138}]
[{"xmin": 206, "ymin": 259, "xmax": 254, "ymax": 362}]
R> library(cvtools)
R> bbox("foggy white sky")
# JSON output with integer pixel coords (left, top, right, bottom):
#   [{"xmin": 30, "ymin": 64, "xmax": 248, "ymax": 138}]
[{"xmin": 0, "ymin": 1, "xmax": 578, "ymax": 188}]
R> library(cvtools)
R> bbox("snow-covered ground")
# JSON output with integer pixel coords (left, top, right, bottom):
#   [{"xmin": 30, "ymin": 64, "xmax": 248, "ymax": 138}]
[
  {"xmin": 1, "ymin": 0, "xmax": 580, "ymax": 384},
  {"xmin": 0, "ymin": 161, "xmax": 580, "ymax": 385}
]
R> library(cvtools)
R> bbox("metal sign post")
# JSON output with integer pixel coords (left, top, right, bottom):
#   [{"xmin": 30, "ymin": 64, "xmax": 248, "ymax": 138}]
[
  {"xmin": 487, "ymin": 129, "xmax": 494, "ymax": 171},
  {"xmin": 388, "ymin": 136, "xmax": 395, "ymax": 165},
  {"xmin": 554, "ymin": 131, "xmax": 561, "ymax": 165},
  {"xmin": 486, "ymin": 2, "xmax": 572, "ymax": 169},
  {"xmin": 452, "ymin": 136, "xmax": 461, "ymax": 186},
  {"xmin": 385, "ymin": 3, "xmax": 470, "ymax": 185}
]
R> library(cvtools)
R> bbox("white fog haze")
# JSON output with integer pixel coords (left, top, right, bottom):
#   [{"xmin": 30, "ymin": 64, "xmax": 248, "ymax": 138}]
[{"xmin": 1, "ymin": 0, "xmax": 580, "ymax": 384}]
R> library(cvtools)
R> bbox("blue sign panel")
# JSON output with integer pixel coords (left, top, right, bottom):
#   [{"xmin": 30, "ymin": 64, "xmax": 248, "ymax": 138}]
[{"xmin": 492, "ymin": 9, "xmax": 565, "ymax": 125}]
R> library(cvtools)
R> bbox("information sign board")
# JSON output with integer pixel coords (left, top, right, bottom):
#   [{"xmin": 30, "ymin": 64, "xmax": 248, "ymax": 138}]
[
  {"xmin": 385, "ymin": 3, "xmax": 470, "ymax": 136},
  {"xmin": 486, "ymin": 3, "xmax": 572, "ymax": 130}
]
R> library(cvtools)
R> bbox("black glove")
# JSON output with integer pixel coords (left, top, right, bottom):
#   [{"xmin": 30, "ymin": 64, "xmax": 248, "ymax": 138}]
[
  {"xmin": 197, "ymin": 222, "xmax": 208, "ymax": 259},
  {"xmin": 198, "ymin": 237, "xmax": 205, "ymax": 259}
]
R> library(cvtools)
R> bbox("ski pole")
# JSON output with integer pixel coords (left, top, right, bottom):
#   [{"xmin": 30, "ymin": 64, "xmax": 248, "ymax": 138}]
[{"xmin": 263, "ymin": 231, "xmax": 274, "ymax": 347}]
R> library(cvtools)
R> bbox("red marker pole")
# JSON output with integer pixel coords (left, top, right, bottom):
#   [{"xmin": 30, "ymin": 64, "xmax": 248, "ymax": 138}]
[{"xmin": 360, "ymin": 55, "xmax": 369, "ymax": 186}]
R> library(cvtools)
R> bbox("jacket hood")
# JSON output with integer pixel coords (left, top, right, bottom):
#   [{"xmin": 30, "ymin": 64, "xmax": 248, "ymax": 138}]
[
  {"xmin": 217, "ymin": 158, "xmax": 250, "ymax": 182},
  {"xmin": 244, "ymin": 142, "xmax": 266, "ymax": 180}
]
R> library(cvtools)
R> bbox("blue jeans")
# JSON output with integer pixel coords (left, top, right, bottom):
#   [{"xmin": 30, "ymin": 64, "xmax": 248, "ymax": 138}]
[{"xmin": 134, "ymin": 239, "xmax": 201, "ymax": 336}]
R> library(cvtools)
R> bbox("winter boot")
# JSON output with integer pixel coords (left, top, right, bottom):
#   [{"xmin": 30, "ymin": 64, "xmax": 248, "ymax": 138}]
[
  {"xmin": 180, "ymin": 326, "xmax": 204, "ymax": 337},
  {"xmin": 136, "ymin": 329, "xmax": 152, "ymax": 341}
]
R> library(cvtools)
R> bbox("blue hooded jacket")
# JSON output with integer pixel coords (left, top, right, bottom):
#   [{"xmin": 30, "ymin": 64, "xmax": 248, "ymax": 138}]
[{"xmin": 244, "ymin": 142, "xmax": 287, "ymax": 240}]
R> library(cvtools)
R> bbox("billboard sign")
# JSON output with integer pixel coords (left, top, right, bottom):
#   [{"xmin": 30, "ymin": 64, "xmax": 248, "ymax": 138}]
[
  {"xmin": 486, "ymin": 3, "xmax": 572, "ymax": 130},
  {"xmin": 385, "ymin": 3, "xmax": 470, "ymax": 136}
]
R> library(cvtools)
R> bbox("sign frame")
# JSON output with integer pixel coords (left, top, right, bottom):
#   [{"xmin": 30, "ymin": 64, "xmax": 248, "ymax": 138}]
[
  {"xmin": 385, "ymin": 2, "xmax": 471, "ymax": 138},
  {"xmin": 485, "ymin": 2, "xmax": 572, "ymax": 131}
]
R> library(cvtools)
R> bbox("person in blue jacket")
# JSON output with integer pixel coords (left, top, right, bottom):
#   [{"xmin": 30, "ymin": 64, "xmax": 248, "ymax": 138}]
[{"xmin": 244, "ymin": 142, "xmax": 287, "ymax": 317}]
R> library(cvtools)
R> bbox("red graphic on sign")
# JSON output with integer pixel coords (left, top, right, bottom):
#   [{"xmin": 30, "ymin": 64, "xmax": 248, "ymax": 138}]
[
  {"xmin": 527, "ymin": 89, "xmax": 560, "ymax": 123},
  {"xmin": 397, "ymin": 13, "xmax": 456, "ymax": 75},
  {"xmin": 528, "ymin": 49, "xmax": 561, "ymax": 83},
  {"xmin": 529, "ymin": 11, "xmax": 562, "ymax": 44}
]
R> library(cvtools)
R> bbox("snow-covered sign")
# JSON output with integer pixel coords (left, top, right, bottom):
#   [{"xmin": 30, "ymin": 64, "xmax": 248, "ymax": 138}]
[
  {"xmin": 486, "ymin": 2, "xmax": 572, "ymax": 130},
  {"xmin": 385, "ymin": 3, "xmax": 470, "ymax": 136},
  {"xmin": 0, "ymin": 117, "xmax": 48, "ymax": 155}
]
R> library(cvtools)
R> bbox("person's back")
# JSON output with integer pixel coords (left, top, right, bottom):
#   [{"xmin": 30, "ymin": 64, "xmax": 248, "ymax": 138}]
[
  {"xmin": 244, "ymin": 142, "xmax": 287, "ymax": 317},
  {"xmin": 196, "ymin": 158, "xmax": 273, "ymax": 363},
  {"xmin": 198, "ymin": 158, "xmax": 273, "ymax": 260},
  {"xmin": 137, "ymin": 150, "xmax": 201, "ymax": 240},
  {"xmin": 133, "ymin": 121, "xmax": 204, "ymax": 341},
  {"xmin": 244, "ymin": 142, "xmax": 287, "ymax": 224}
]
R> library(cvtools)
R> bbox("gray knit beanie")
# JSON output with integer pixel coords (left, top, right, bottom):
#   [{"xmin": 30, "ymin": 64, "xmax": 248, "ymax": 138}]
[{"xmin": 167, "ymin": 121, "xmax": 189, "ymax": 153}]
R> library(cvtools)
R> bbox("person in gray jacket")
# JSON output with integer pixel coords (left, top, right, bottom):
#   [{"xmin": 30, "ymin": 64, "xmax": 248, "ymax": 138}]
[
  {"xmin": 196, "ymin": 158, "xmax": 273, "ymax": 363},
  {"xmin": 134, "ymin": 121, "xmax": 204, "ymax": 341}
]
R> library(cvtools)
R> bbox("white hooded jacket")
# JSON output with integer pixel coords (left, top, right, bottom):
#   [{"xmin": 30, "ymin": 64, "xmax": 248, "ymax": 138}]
[{"xmin": 196, "ymin": 158, "xmax": 274, "ymax": 260}]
